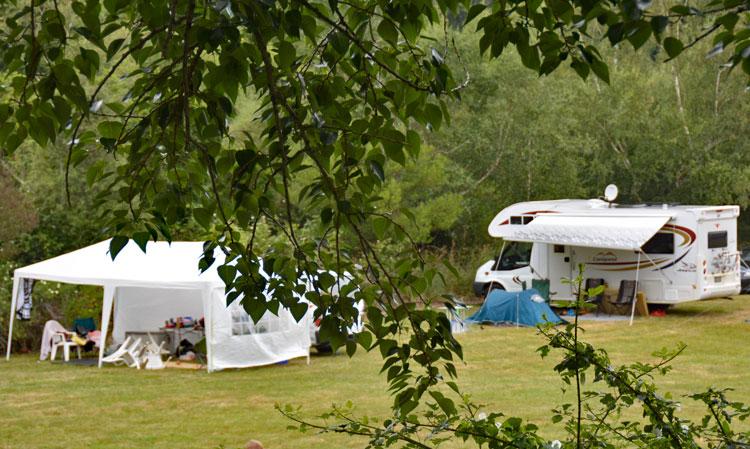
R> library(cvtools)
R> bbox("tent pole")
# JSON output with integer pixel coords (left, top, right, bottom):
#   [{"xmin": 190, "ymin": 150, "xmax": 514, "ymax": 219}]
[
  {"xmin": 485, "ymin": 241, "xmax": 506, "ymax": 301},
  {"xmin": 204, "ymin": 286, "xmax": 213, "ymax": 372},
  {"xmin": 98, "ymin": 285, "xmax": 115, "ymax": 368},
  {"xmin": 5, "ymin": 275, "xmax": 20, "ymax": 360},
  {"xmin": 306, "ymin": 307, "xmax": 311, "ymax": 365},
  {"xmin": 629, "ymin": 252, "xmax": 642, "ymax": 326}
]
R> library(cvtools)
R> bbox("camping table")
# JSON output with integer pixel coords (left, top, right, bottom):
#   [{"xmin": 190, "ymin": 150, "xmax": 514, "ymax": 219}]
[{"xmin": 160, "ymin": 327, "xmax": 204, "ymax": 354}]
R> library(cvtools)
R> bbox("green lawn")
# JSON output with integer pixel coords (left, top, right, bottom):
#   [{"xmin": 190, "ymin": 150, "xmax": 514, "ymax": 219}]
[{"xmin": 2, "ymin": 297, "xmax": 749, "ymax": 449}]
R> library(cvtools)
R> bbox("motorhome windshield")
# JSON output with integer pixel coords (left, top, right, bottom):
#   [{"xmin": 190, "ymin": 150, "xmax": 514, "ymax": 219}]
[{"xmin": 496, "ymin": 242, "xmax": 532, "ymax": 270}]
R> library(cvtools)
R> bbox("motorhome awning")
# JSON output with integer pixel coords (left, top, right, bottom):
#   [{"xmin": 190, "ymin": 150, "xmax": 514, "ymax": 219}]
[{"xmin": 490, "ymin": 214, "xmax": 672, "ymax": 250}]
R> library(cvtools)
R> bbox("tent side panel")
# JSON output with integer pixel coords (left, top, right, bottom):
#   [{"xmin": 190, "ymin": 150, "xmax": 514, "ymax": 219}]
[
  {"xmin": 208, "ymin": 290, "xmax": 311, "ymax": 371},
  {"xmin": 112, "ymin": 287, "xmax": 205, "ymax": 344}
]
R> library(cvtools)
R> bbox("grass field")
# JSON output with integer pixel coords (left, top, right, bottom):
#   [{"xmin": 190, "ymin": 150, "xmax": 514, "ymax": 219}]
[{"xmin": 2, "ymin": 296, "xmax": 749, "ymax": 449}]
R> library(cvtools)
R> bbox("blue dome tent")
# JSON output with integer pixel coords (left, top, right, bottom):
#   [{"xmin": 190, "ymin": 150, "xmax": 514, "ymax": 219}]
[{"xmin": 466, "ymin": 289, "xmax": 563, "ymax": 327}]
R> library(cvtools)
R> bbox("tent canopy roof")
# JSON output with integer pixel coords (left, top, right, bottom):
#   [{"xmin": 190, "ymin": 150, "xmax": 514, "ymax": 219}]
[
  {"xmin": 15, "ymin": 240, "xmax": 225, "ymax": 288},
  {"xmin": 489, "ymin": 213, "xmax": 672, "ymax": 251}
]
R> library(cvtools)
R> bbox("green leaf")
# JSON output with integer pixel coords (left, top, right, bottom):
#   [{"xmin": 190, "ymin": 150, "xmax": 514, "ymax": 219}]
[
  {"xmin": 109, "ymin": 235, "xmax": 129, "ymax": 260},
  {"xmin": 442, "ymin": 258, "xmax": 460, "ymax": 278},
  {"xmin": 518, "ymin": 42, "xmax": 541, "ymax": 72},
  {"xmin": 715, "ymin": 12, "xmax": 739, "ymax": 31},
  {"xmin": 85, "ymin": 160, "xmax": 105, "ymax": 187},
  {"xmin": 6, "ymin": 127, "xmax": 27, "ymax": 154},
  {"xmin": 607, "ymin": 23, "xmax": 625, "ymax": 45},
  {"xmin": 396, "ymin": 388, "xmax": 418, "ymax": 415},
  {"xmin": 52, "ymin": 61, "xmax": 79, "ymax": 86},
  {"xmin": 424, "ymin": 103, "xmax": 442, "ymax": 130},
  {"xmin": 77, "ymin": 47, "xmax": 100, "ymax": 81},
  {"xmin": 193, "ymin": 207, "xmax": 213, "ymax": 230},
  {"xmin": 290, "ymin": 302, "xmax": 308, "ymax": 322},
  {"xmin": 465, "ymin": 4, "xmax": 486, "ymax": 24},
  {"xmin": 132, "ymin": 231, "xmax": 150, "ymax": 253},
  {"xmin": 663, "ymin": 37, "xmax": 684, "ymax": 58},
  {"xmin": 627, "ymin": 22, "xmax": 652, "ymax": 50},
  {"xmin": 405, "ymin": 129, "xmax": 420, "ymax": 158},
  {"xmin": 97, "ymin": 120, "xmax": 122, "ymax": 139},
  {"xmin": 571, "ymin": 59, "xmax": 589, "ymax": 80},
  {"xmin": 369, "ymin": 160, "xmax": 385, "ymax": 182},
  {"xmin": 320, "ymin": 207, "xmax": 334, "ymax": 225},
  {"xmin": 99, "ymin": 137, "xmax": 117, "ymax": 150},
  {"xmin": 650, "ymin": 16, "xmax": 669, "ymax": 37},
  {"xmin": 382, "ymin": 129, "xmax": 405, "ymax": 165},
  {"xmin": 276, "ymin": 41, "xmax": 296, "ymax": 70},
  {"xmin": 70, "ymin": 146, "xmax": 88, "ymax": 167},
  {"xmin": 217, "ymin": 264, "xmax": 237, "ymax": 285},
  {"xmin": 547, "ymin": 0, "xmax": 574, "ymax": 23},
  {"xmin": 345, "ymin": 340, "xmax": 356, "ymax": 357},
  {"xmin": 107, "ymin": 38, "xmax": 125, "ymax": 61},
  {"xmin": 591, "ymin": 60, "xmax": 610, "ymax": 84},
  {"xmin": 356, "ymin": 331, "xmax": 373, "ymax": 350},
  {"xmin": 28, "ymin": 115, "xmax": 55, "ymax": 146},
  {"xmin": 669, "ymin": 5, "xmax": 692, "ymax": 15},
  {"xmin": 377, "ymin": 19, "xmax": 398, "ymax": 47},
  {"xmin": 372, "ymin": 216, "xmax": 389, "ymax": 240},
  {"xmin": 429, "ymin": 391, "xmax": 458, "ymax": 416}
]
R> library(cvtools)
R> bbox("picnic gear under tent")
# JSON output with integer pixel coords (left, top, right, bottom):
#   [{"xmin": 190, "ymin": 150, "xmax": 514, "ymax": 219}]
[
  {"xmin": 466, "ymin": 289, "xmax": 563, "ymax": 327},
  {"xmin": 5, "ymin": 240, "xmax": 311, "ymax": 372}
]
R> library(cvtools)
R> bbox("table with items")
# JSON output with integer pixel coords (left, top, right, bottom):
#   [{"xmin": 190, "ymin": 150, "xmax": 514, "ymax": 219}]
[{"xmin": 159, "ymin": 316, "xmax": 204, "ymax": 355}]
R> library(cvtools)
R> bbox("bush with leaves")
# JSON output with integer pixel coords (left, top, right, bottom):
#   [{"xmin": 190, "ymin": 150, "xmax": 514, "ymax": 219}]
[
  {"xmin": 0, "ymin": 169, "xmax": 38, "ymax": 260},
  {"xmin": 279, "ymin": 267, "xmax": 750, "ymax": 449}
]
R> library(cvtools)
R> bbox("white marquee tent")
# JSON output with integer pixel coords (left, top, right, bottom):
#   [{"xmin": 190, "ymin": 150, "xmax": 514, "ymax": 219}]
[{"xmin": 4, "ymin": 240, "xmax": 311, "ymax": 371}]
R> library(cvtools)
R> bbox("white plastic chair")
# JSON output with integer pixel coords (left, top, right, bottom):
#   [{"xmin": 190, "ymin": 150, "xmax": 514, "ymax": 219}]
[
  {"xmin": 147, "ymin": 333, "xmax": 170, "ymax": 355},
  {"xmin": 124, "ymin": 338, "xmax": 148, "ymax": 369},
  {"xmin": 101, "ymin": 337, "xmax": 134, "ymax": 366},
  {"xmin": 50, "ymin": 332, "xmax": 82, "ymax": 362},
  {"xmin": 144, "ymin": 341, "xmax": 167, "ymax": 370}
]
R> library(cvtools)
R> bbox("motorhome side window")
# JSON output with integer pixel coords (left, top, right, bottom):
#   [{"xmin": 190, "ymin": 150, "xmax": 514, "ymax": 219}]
[
  {"xmin": 509, "ymin": 216, "xmax": 534, "ymax": 224},
  {"xmin": 642, "ymin": 232, "xmax": 674, "ymax": 254},
  {"xmin": 497, "ymin": 242, "xmax": 532, "ymax": 270},
  {"xmin": 708, "ymin": 231, "xmax": 727, "ymax": 249}
]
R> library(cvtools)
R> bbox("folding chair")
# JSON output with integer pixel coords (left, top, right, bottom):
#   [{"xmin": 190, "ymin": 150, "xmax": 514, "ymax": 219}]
[
  {"xmin": 532, "ymin": 279, "xmax": 551, "ymax": 302},
  {"xmin": 585, "ymin": 278, "xmax": 606, "ymax": 314},
  {"xmin": 615, "ymin": 280, "xmax": 638, "ymax": 305}
]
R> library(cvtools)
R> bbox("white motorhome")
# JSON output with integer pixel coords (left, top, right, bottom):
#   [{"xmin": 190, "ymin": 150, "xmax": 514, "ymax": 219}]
[{"xmin": 474, "ymin": 195, "xmax": 741, "ymax": 304}]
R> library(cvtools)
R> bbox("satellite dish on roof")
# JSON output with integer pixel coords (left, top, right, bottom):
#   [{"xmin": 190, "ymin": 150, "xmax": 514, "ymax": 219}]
[{"xmin": 604, "ymin": 184, "xmax": 619, "ymax": 203}]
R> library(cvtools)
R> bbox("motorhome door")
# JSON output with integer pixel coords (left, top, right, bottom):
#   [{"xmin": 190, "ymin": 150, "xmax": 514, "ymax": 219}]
[{"xmin": 548, "ymin": 244, "xmax": 573, "ymax": 300}]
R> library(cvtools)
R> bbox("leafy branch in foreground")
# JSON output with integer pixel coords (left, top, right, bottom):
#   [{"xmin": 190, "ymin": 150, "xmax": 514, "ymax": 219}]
[{"xmin": 280, "ymin": 266, "xmax": 750, "ymax": 448}]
